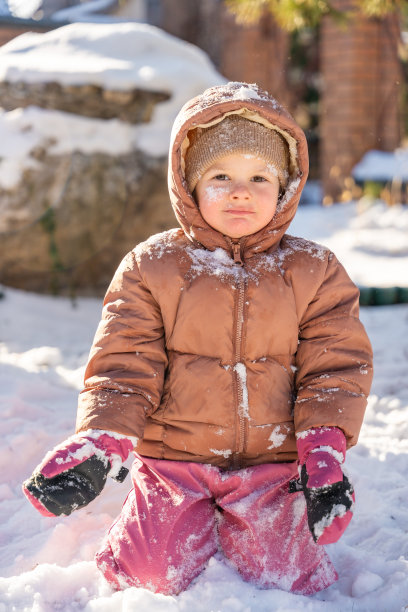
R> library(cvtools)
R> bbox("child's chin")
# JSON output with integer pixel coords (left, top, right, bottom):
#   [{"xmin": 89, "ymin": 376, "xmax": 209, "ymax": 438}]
[
  {"xmin": 224, "ymin": 224, "xmax": 264, "ymax": 239},
  {"xmin": 222, "ymin": 221, "xmax": 255, "ymax": 238}
]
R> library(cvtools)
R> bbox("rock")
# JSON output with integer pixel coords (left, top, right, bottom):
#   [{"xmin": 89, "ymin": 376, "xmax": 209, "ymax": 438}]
[
  {"xmin": 0, "ymin": 77, "xmax": 173, "ymax": 295},
  {"xmin": 0, "ymin": 80, "xmax": 170, "ymax": 123},
  {"xmin": 0, "ymin": 149, "xmax": 173, "ymax": 295},
  {"xmin": 0, "ymin": 22, "xmax": 225, "ymax": 295}
]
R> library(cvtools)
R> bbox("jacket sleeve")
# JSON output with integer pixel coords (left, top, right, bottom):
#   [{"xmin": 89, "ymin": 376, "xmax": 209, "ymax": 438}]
[
  {"xmin": 294, "ymin": 252, "xmax": 373, "ymax": 447},
  {"xmin": 75, "ymin": 250, "xmax": 167, "ymax": 440}
]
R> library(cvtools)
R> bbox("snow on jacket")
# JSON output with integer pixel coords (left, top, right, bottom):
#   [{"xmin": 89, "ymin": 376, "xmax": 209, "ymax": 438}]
[{"xmin": 76, "ymin": 82, "xmax": 373, "ymax": 469}]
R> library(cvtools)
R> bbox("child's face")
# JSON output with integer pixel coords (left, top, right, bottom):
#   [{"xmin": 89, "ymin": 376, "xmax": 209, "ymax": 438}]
[{"xmin": 194, "ymin": 153, "xmax": 280, "ymax": 239}]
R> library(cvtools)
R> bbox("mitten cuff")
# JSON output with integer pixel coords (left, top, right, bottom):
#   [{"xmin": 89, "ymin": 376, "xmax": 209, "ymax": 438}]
[
  {"xmin": 80, "ymin": 430, "xmax": 136, "ymax": 478},
  {"xmin": 37, "ymin": 429, "xmax": 135, "ymax": 480},
  {"xmin": 296, "ymin": 427, "xmax": 346, "ymax": 466}
]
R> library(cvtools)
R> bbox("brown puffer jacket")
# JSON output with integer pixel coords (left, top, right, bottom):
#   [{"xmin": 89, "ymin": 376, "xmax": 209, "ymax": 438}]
[{"xmin": 76, "ymin": 82, "xmax": 373, "ymax": 469}]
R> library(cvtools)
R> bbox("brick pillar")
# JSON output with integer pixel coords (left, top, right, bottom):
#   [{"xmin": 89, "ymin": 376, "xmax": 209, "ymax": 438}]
[
  {"xmin": 320, "ymin": 2, "xmax": 403, "ymax": 203},
  {"xmin": 153, "ymin": 1, "xmax": 291, "ymax": 109},
  {"xmin": 0, "ymin": 27, "xmax": 20, "ymax": 46},
  {"xmin": 219, "ymin": 8, "xmax": 291, "ymax": 109},
  {"xmin": 376, "ymin": 12, "xmax": 402, "ymax": 150},
  {"xmin": 0, "ymin": 23, "xmax": 55, "ymax": 48},
  {"xmin": 150, "ymin": 0, "xmax": 200, "ymax": 45}
]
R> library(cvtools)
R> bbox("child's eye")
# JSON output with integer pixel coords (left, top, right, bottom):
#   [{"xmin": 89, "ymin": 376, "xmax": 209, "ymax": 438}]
[
  {"xmin": 252, "ymin": 175, "xmax": 267, "ymax": 183},
  {"xmin": 213, "ymin": 174, "xmax": 229, "ymax": 181}
]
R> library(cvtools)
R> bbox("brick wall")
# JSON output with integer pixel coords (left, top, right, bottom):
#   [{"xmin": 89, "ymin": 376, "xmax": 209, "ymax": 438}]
[
  {"xmin": 0, "ymin": 20, "xmax": 56, "ymax": 48},
  {"xmin": 153, "ymin": 1, "xmax": 292, "ymax": 110},
  {"xmin": 320, "ymin": 4, "xmax": 403, "ymax": 202},
  {"xmin": 219, "ymin": 8, "xmax": 291, "ymax": 110}
]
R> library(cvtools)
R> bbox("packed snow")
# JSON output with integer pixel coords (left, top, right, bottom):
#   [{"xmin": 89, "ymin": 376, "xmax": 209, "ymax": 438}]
[
  {"xmin": 1, "ymin": 199, "xmax": 408, "ymax": 611},
  {"xmin": 0, "ymin": 107, "xmax": 140, "ymax": 190},
  {"xmin": 0, "ymin": 0, "xmax": 41, "ymax": 19},
  {"xmin": 0, "ymin": 22, "xmax": 222, "ymax": 93},
  {"xmin": 0, "ymin": 22, "xmax": 225, "ymax": 187},
  {"xmin": 291, "ymin": 200, "xmax": 408, "ymax": 288},
  {"xmin": 352, "ymin": 149, "xmax": 408, "ymax": 183}
]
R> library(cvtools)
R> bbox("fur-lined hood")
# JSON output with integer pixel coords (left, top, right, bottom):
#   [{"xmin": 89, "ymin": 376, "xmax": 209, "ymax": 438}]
[{"xmin": 168, "ymin": 81, "xmax": 309, "ymax": 259}]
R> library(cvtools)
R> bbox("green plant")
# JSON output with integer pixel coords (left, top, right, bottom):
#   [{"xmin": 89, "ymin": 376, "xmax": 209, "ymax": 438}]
[
  {"xmin": 225, "ymin": 0, "xmax": 402, "ymax": 31},
  {"xmin": 363, "ymin": 181, "xmax": 383, "ymax": 199},
  {"xmin": 40, "ymin": 207, "xmax": 65, "ymax": 295}
]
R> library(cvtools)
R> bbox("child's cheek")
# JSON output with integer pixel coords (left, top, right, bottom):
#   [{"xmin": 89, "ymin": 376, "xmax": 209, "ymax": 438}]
[{"xmin": 204, "ymin": 185, "xmax": 228, "ymax": 205}]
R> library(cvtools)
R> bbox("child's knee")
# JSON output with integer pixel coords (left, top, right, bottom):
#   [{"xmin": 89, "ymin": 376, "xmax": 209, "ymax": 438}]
[{"xmin": 95, "ymin": 535, "xmax": 217, "ymax": 595}]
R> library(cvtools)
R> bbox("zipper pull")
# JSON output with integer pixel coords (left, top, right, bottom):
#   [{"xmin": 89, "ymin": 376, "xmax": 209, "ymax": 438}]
[{"xmin": 232, "ymin": 243, "xmax": 243, "ymax": 265}]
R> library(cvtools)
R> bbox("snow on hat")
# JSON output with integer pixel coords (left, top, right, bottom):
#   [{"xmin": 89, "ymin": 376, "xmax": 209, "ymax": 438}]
[{"xmin": 185, "ymin": 114, "xmax": 289, "ymax": 193}]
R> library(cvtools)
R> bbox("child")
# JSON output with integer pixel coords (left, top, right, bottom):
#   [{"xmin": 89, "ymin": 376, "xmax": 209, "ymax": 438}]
[{"xmin": 23, "ymin": 82, "xmax": 373, "ymax": 596}]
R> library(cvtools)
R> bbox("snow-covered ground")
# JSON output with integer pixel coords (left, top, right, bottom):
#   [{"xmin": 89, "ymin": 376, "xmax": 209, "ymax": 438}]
[
  {"xmin": 0, "ymin": 200, "xmax": 407, "ymax": 611},
  {"xmin": 291, "ymin": 200, "xmax": 408, "ymax": 288}
]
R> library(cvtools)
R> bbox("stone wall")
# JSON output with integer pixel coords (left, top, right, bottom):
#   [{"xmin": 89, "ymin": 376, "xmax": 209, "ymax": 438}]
[
  {"xmin": 0, "ymin": 149, "xmax": 173, "ymax": 295},
  {"xmin": 0, "ymin": 81, "xmax": 169, "ymax": 123},
  {"xmin": 0, "ymin": 80, "xmax": 173, "ymax": 295}
]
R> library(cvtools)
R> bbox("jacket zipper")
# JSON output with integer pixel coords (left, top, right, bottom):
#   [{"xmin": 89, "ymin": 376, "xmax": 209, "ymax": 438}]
[
  {"xmin": 229, "ymin": 238, "xmax": 246, "ymax": 469},
  {"xmin": 234, "ymin": 277, "xmax": 246, "ymax": 465},
  {"xmin": 232, "ymin": 243, "xmax": 243, "ymax": 265}
]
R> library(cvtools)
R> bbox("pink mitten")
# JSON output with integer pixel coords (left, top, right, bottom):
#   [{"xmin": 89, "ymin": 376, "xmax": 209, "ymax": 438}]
[
  {"xmin": 22, "ymin": 430, "xmax": 135, "ymax": 517},
  {"xmin": 294, "ymin": 427, "xmax": 354, "ymax": 545}
]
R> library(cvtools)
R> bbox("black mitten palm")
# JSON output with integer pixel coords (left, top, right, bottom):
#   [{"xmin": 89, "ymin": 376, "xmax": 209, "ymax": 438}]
[
  {"xmin": 22, "ymin": 431, "xmax": 133, "ymax": 517},
  {"xmin": 291, "ymin": 427, "xmax": 355, "ymax": 545},
  {"xmin": 25, "ymin": 455, "xmax": 113, "ymax": 517},
  {"xmin": 298, "ymin": 464, "xmax": 354, "ymax": 544}
]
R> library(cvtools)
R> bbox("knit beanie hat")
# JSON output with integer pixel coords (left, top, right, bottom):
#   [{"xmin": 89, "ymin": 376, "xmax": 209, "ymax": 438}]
[{"xmin": 185, "ymin": 114, "xmax": 289, "ymax": 193}]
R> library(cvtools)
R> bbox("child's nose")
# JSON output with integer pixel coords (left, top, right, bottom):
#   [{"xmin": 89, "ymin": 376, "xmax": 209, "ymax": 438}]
[{"xmin": 230, "ymin": 181, "xmax": 250, "ymax": 199}]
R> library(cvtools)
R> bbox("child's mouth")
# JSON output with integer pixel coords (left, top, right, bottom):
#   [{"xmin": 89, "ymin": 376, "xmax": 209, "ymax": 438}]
[{"xmin": 225, "ymin": 209, "xmax": 254, "ymax": 215}]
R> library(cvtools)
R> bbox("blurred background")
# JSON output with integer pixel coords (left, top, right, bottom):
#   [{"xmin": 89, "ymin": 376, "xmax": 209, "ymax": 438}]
[{"xmin": 0, "ymin": 0, "xmax": 407, "ymax": 297}]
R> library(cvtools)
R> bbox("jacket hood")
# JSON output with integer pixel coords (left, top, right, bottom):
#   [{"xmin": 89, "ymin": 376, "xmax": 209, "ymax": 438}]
[{"xmin": 168, "ymin": 82, "xmax": 309, "ymax": 258}]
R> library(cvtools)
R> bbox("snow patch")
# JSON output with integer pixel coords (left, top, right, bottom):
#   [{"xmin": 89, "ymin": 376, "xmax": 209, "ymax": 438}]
[
  {"xmin": 184, "ymin": 237, "xmax": 328, "ymax": 286},
  {"xmin": 0, "ymin": 345, "xmax": 62, "ymax": 372},
  {"xmin": 296, "ymin": 427, "xmax": 340, "ymax": 440},
  {"xmin": 290, "ymin": 200, "xmax": 408, "ymax": 287},
  {"xmin": 135, "ymin": 228, "xmax": 182, "ymax": 261},
  {"xmin": 0, "ymin": 22, "xmax": 223, "ymax": 94},
  {"xmin": 209, "ymin": 448, "xmax": 232, "ymax": 459},
  {"xmin": 83, "ymin": 428, "xmax": 138, "ymax": 448},
  {"xmin": 186, "ymin": 246, "xmax": 242, "ymax": 283},
  {"xmin": 230, "ymin": 82, "xmax": 268, "ymax": 102},
  {"xmin": 353, "ymin": 148, "xmax": 408, "ymax": 182},
  {"xmin": 234, "ymin": 362, "xmax": 249, "ymax": 419},
  {"xmin": 310, "ymin": 446, "xmax": 344, "ymax": 464},
  {"xmin": 0, "ymin": 22, "xmax": 225, "ymax": 188},
  {"xmin": 351, "ymin": 570, "xmax": 385, "ymax": 597},
  {"xmin": 267, "ymin": 426, "xmax": 287, "ymax": 449},
  {"xmin": 276, "ymin": 176, "xmax": 301, "ymax": 213}
]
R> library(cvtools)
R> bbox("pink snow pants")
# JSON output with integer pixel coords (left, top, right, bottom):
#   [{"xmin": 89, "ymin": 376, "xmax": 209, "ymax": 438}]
[{"xmin": 96, "ymin": 456, "xmax": 338, "ymax": 595}]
